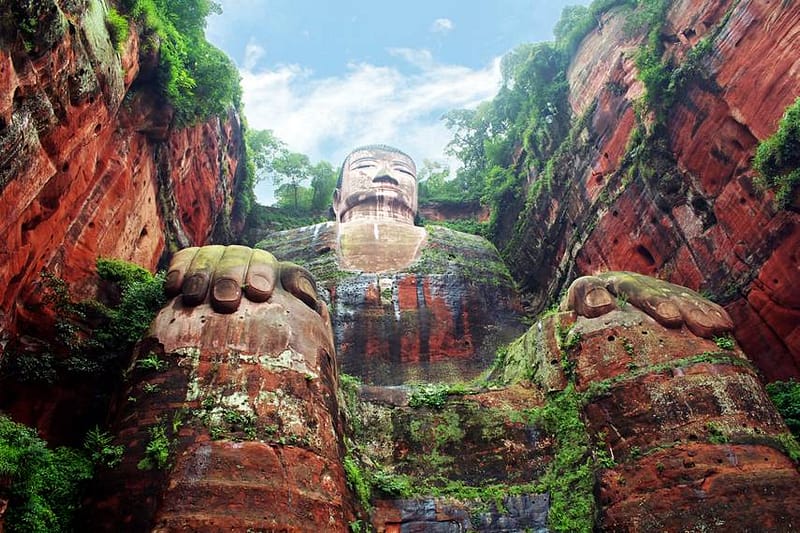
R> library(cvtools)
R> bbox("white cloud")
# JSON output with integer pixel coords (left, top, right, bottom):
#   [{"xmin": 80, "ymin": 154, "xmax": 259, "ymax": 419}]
[
  {"xmin": 431, "ymin": 18, "xmax": 454, "ymax": 34},
  {"xmin": 239, "ymin": 48, "xmax": 501, "ymax": 204},
  {"xmin": 242, "ymin": 41, "xmax": 266, "ymax": 71}
]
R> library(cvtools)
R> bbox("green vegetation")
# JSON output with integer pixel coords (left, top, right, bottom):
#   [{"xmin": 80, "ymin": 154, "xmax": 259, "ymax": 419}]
[
  {"xmin": 0, "ymin": 415, "xmax": 93, "ymax": 533},
  {"xmin": 632, "ymin": 0, "xmax": 734, "ymax": 124},
  {"xmin": 0, "ymin": 259, "xmax": 165, "ymax": 386},
  {"xmin": 245, "ymin": 204, "xmax": 327, "ymax": 235},
  {"xmin": 766, "ymin": 379, "xmax": 800, "ymax": 437},
  {"xmin": 83, "ymin": 426, "xmax": 124, "ymax": 468},
  {"xmin": 753, "ymin": 97, "xmax": 800, "ymax": 208},
  {"xmin": 706, "ymin": 422, "xmax": 730, "ymax": 444},
  {"xmin": 95, "ymin": 258, "xmax": 166, "ymax": 345},
  {"xmin": 584, "ymin": 351, "xmax": 755, "ymax": 400},
  {"xmin": 120, "ymin": 0, "xmax": 241, "ymax": 125},
  {"xmin": 247, "ymin": 129, "xmax": 338, "ymax": 215},
  {"xmin": 105, "ymin": 7, "xmax": 130, "ymax": 53},
  {"xmin": 137, "ymin": 423, "xmax": 172, "ymax": 470},
  {"xmin": 439, "ymin": 0, "xmax": 638, "ymax": 242},
  {"xmin": 775, "ymin": 432, "xmax": 800, "ymax": 463},
  {"xmin": 95, "ymin": 257, "xmax": 152, "ymax": 285},
  {"xmin": 714, "ymin": 335, "xmax": 735, "ymax": 351},
  {"xmin": 408, "ymin": 383, "xmax": 452, "ymax": 409},
  {"xmin": 242, "ymin": 129, "xmax": 338, "ymax": 236},
  {"xmin": 527, "ymin": 385, "xmax": 595, "ymax": 532},
  {"xmin": 348, "ymin": 520, "xmax": 366, "ymax": 533},
  {"xmin": 630, "ymin": 0, "xmax": 673, "ymax": 117},
  {"xmin": 370, "ymin": 468, "xmax": 413, "ymax": 498},
  {"xmin": 422, "ymin": 218, "xmax": 489, "ymax": 238},
  {"xmin": 338, "ymin": 372, "xmax": 546, "ymax": 524},
  {"xmin": 136, "ymin": 352, "xmax": 167, "ymax": 372},
  {"xmin": 343, "ymin": 454, "xmax": 371, "ymax": 510},
  {"xmin": 407, "ymin": 226, "xmax": 514, "ymax": 287},
  {"xmin": 417, "ymin": 159, "xmax": 476, "ymax": 205}
]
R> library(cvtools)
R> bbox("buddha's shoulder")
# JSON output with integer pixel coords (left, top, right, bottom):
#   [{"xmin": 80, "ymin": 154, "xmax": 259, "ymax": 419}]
[
  {"xmin": 255, "ymin": 221, "xmax": 337, "ymax": 263},
  {"xmin": 421, "ymin": 225, "xmax": 498, "ymax": 256}
]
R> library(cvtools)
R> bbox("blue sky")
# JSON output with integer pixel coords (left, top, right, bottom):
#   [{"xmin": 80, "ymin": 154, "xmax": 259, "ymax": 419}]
[{"xmin": 206, "ymin": 0, "xmax": 589, "ymax": 204}]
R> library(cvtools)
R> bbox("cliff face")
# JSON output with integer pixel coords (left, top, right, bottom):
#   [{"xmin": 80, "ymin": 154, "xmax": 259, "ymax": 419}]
[
  {"xmin": 0, "ymin": 0, "xmax": 246, "ymax": 345},
  {"xmin": 500, "ymin": 0, "xmax": 800, "ymax": 381}
]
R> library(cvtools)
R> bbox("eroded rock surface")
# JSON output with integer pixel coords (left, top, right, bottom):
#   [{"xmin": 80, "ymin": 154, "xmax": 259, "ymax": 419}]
[
  {"xmin": 565, "ymin": 304, "xmax": 800, "ymax": 530},
  {"xmin": 0, "ymin": 0, "xmax": 246, "ymax": 346},
  {"xmin": 501, "ymin": 0, "xmax": 800, "ymax": 381},
  {"xmin": 87, "ymin": 264, "xmax": 354, "ymax": 531}
]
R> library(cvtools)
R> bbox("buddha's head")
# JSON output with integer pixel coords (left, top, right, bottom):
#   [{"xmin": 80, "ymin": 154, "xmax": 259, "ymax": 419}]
[{"xmin": 333, "ymin": 145, "xmax": 417, "ymax": 224}]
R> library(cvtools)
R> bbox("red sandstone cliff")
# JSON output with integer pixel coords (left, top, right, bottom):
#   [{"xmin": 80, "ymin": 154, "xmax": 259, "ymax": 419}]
[
  {"xmin": 0, "ymin": 0, "xmax": 246, "ymax": 347},
  {"xmin": 501, "ymin": 0, "xmax": 800, "ymax": 381}
]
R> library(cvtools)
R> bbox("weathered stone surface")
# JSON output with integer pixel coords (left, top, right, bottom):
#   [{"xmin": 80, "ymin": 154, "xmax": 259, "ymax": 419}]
[
  {"xmin": 417, "ymin": 200, "xmax": 490, "ymax": 223},
  {"xmin": 0, "ymin": 0, "xmax": 246, "ymax": 347},
  {"xmin": 372, "ymin": 494, "xmax": 549, "ymax": 533},
  {"xmin": 559, "ymin": 303, "xmax": 800, "ymax": 530},
  {"xmin": 259, "ymin": 223, "xmax": 526, "ymax": 385},
  {"xmin": 86, "ymin": 288, "xmax": 355, "ymax": 531},
  {"xmin": 345, "ymin": 382, "xmax": 552, "ymax": 532},
  {"xmin": 599, "ymin": 444, "xmax": 800, "ymax": 532},
  {"xmin": 502, "ymin": 0, "xmax": 800, "ymax": 381}
]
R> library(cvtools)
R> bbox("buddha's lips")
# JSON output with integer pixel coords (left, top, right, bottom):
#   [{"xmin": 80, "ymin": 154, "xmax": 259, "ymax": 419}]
[{"xmin": 372, "ymin": 175, "xmax": 399, "ymax": 187}]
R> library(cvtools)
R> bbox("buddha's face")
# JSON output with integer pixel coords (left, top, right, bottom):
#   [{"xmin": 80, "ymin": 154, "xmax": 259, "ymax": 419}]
[{"xmin": 333, "ymin": 148, "xmax": 417, "ymax": 223}]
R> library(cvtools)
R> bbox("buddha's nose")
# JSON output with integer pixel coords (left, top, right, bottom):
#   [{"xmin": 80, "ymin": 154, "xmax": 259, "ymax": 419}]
[
  {"xmin": 372, "ymin": 162, "xmax": 399, "ymax": 186},
  {"xmin": 373, "ymin": 161, "xmax": 392, "ymax": 179}
]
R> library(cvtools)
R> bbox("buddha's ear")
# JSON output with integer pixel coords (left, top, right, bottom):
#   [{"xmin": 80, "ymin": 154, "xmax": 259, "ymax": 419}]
[{"xmin": 332, "ymin": 189, "xmax": 341, "ymax": 216}]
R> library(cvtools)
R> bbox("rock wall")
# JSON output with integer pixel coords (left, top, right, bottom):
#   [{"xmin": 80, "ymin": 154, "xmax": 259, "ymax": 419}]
[
  {"xmin": 500, "ymin": 0, "xmax": 800, "ymax": 381},
  {"xmin": 0, "ymin": 0, "xmax": 246, "ymax": 346},
  {"xmin": 417, "ymin": 200, "xmax": 489, "ymax": 222}
]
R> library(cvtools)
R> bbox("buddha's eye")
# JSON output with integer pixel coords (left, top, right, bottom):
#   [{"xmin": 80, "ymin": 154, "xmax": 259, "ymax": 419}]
[
  {"xmin": 394, "ymin": 167, "xmax": 414, "ymax": 177},
  {"xmin": 353, "ymin": 162, "xmax": 376, "ymax": 170}
]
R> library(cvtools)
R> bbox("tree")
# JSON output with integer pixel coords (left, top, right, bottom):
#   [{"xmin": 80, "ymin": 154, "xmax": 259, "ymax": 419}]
[
  {"xmin": 273, "ymin": 151, "xmax": 312, "ymax": 212},
  {"xmin": 443, "ymin": 106, "xmax": 492, "ymax": 200},
  {"xmin": 310, "ymin": 161, "xmax": 337, "ymax": 213},
  {"xmin": 245, "ymin": 129, "xmax": 336, "ymax": 214},
  {"xmin": 417, "ymin": 159, "xmax": 450, "ymax": 202},
  {"xmin": 246, "ymin": 129, "xmax": 286, "ymax": 183}
]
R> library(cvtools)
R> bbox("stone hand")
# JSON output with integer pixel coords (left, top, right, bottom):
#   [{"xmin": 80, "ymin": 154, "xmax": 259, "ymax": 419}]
[
  {"xmin": 562, "ymin": 271, "xmax": 733, "ymax": 338},
  {"xmin": 164, "ymin": 245, "xmax": 321, "ymax": 314}
]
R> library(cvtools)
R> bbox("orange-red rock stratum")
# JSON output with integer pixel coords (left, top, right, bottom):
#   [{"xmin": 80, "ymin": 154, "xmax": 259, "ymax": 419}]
[
  {"xmin": 0, "ymin": 1, "xmax": 246, "ymax": 345},
  {"xmin": 502, "ymin": 0, "xmax": 800, "ymax": 382}
]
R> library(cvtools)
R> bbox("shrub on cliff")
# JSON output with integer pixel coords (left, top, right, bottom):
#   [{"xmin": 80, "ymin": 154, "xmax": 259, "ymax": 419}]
[
  {"xmin": 105, "ymin": 7, "xmax": 129, "ymax": 53},
  {"xmin": 0, "ymin": 416, "xmax": 92, "ymax": 533},
  {"xmin": 766, "ymin": 379, "xmax": 800, "ymax": 437},
  {"xmin": 121, "ymin": 0, "xmax": 242, "ymax": 125},
  {"xmin": 95, "ymin": 258, "xmax": 166, "ymax": 345},
  {"xmin": 753, "ymin": 97, "xmax": 800, "ymax": 208},
  {"xmin": 0, "ymin": 259, "xmax": 164, "ymax": 385}
]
